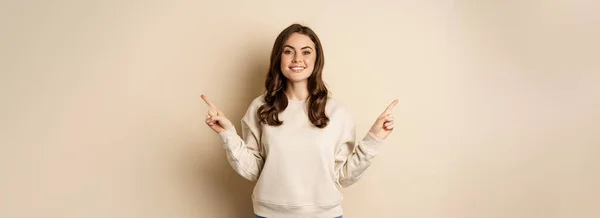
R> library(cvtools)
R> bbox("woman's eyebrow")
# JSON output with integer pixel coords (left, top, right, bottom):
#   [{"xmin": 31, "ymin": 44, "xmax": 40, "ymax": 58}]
[{"xmin": 284, "ymin": 45, "xmax": 314, "ymax": 50}]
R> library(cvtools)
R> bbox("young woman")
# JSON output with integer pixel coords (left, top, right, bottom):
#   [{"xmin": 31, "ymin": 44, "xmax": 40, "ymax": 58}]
[{"xmin": 202, "ymin": 23, "xmax": 397, "ymax": 218}]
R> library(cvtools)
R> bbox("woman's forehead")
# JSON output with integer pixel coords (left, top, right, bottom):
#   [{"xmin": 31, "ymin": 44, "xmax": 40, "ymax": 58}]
[{"xmin": 284, "ymin": 33, "xmax": 315, "ymax": 48}]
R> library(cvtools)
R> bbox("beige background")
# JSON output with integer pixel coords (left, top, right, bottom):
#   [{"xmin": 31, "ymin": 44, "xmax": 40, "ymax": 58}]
[{"xmin": 1, "ymin": 0, "xmax": 599, "ymax": 217}]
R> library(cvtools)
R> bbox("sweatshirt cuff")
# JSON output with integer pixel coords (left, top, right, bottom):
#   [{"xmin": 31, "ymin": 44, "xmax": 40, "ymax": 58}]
[
  {"xmin": 360, "ymin": 132, "xmax": 385, "ymax": 154},
  {"xmin": 218, "ymin": 126, "xmax": 238, "ymax": 146}
]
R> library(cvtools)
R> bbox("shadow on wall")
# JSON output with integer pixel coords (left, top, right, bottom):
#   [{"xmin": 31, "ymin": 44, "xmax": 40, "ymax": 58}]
[{"xmin": 189, "ymin": 41, "xmax": 269, "ymax": 217}]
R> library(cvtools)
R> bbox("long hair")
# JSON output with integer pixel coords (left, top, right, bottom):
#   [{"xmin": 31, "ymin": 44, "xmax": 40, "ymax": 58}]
[{"xmin": 258, "ymin": 24, "xmax": 330, "ymax": 128}]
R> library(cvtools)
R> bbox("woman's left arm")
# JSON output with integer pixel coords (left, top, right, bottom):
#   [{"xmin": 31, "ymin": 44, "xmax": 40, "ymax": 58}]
[{"xmin": 334, "ymin": 100, "xmax": 398, "ymax": 188}]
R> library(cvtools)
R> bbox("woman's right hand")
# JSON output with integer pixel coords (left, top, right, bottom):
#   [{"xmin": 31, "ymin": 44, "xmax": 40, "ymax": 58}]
[{"xmin": 201, "ymin": 94, "xmax": 233, "ymax": 133}]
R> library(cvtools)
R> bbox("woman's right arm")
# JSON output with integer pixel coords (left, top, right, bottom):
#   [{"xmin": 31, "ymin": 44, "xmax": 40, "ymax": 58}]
[
  {"xmin": 202, "ymin": 95, "xmax": 264, "ymax": 181},
  {"xmin": 218, "ymin": 106, "xmax": 264, "ymax": 181}
]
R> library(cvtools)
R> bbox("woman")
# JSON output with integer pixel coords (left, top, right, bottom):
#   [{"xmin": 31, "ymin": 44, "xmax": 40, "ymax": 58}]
[{"xmin": 202, "ymin": 23, "xmax": 397, "ymax": 218}]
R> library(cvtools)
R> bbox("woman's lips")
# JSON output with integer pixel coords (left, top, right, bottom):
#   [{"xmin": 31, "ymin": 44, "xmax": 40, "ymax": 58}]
[{"xmin": 289, "ymin": 66, "xmax": 305, "ymax": 72}]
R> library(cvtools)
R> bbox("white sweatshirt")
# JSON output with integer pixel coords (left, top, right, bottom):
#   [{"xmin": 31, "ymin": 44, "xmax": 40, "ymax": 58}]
[{"xmin": 218, "ymin": 95, "xmax": 385, "ymax": 218}]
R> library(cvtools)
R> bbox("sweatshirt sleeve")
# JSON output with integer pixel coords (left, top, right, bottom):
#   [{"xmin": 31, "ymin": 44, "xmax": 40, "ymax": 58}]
[
  {"xmin": 218, "ymin": 102, "xmax": 264, "ymax": 181},
  {"xmin": 334, "ymin": 113, "xmax": 385, "ymax": 188}
]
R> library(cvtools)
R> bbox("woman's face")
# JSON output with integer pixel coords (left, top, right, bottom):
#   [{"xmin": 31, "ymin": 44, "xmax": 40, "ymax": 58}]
[{"xmin": 280, "ymin": 33, "xmax": 316, "ymax": 83}]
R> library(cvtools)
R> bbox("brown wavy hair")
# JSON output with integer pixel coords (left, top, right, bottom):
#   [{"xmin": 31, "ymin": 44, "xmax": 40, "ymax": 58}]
[{"xmin": 257, "ymin": 24, "xmax": 330, "ymax": 128}]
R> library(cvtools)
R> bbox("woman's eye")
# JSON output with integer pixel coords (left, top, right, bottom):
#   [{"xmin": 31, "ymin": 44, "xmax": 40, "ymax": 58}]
[
  {"xmin": 302, "ymin": 51, "xmax": 311, "ymax": 55},
  {"xmin": 283, "ymin": 50, "xmax": 292, "ymax": 54}
]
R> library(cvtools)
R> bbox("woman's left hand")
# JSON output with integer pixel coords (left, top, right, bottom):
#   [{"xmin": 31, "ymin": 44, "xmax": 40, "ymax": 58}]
[{"xmin": 368, "ymin": 99, "xmax": 398, "ymax": 140}]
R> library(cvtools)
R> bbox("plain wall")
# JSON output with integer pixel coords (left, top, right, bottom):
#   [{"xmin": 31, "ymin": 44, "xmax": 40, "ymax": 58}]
[{"xmin": 1, "ymin": 0, "xmax": 598, "ymax": 217}]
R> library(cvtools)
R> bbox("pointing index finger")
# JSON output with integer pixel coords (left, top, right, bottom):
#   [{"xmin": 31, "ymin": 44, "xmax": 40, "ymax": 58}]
[
  {"xmin": 201, "ymin": 94, "xmax": 218, "ymax": 112},
  {"xmin": 383, "ymin": 99, "xmax": 399, "ymax": 115}
]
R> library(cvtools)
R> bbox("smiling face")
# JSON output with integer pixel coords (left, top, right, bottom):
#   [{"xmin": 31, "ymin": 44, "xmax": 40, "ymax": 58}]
[{"xmin": 280, "ymin": 32, "xmax": 317, "ymax": 84}]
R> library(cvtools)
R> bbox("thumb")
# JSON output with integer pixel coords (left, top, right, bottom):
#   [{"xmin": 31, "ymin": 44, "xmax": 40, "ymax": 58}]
[
  {"xmin": 217, "ymin": 108, "xmax": 225, "ymax": 116},
  {"xmin": 375, "ymin": 114, "xmax": 389, "ymax": 126},
  {"xmin": 211, "ymin": 115, "xmax": 233, "ymax": 130}
]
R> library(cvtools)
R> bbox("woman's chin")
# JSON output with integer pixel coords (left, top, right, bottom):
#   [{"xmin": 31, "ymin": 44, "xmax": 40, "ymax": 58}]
[
  {"xmin": 283, "ymin": 74, "xmax": 309, "ymax": 83},
  {"xmin": 288, "ymin": 77, "xmax": 309, "ymax": 84}
]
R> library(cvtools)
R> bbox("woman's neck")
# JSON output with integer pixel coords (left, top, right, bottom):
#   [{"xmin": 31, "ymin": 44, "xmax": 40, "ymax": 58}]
[{"xmin": 285, "ymin": 81, "xmax": 309, "ymax": 101}]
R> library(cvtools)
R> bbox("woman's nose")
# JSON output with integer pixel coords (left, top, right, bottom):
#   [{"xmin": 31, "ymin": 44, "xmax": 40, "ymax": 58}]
[{"xmin": 292, "ymin": 55, "xmax": 301, "ymax": 63}]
